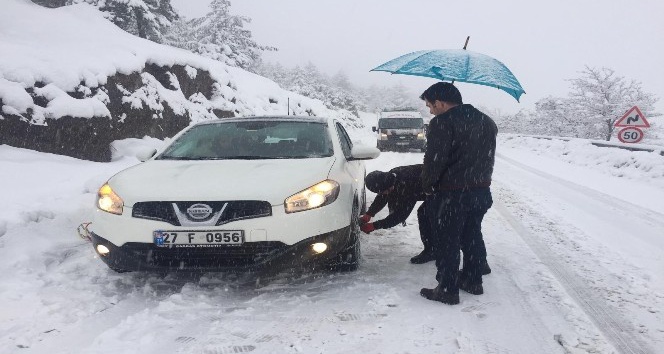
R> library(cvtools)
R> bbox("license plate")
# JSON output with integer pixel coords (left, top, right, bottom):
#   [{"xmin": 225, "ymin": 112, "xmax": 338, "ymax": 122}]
[{"xmin": 153, "ymin": 230, "xmax": 244, "ymax": 248}]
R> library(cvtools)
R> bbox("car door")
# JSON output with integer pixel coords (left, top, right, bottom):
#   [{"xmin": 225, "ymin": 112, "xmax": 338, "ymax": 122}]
[{"xmin": 334, "ymin": 122, "xmax": 364, "ymax": 205}]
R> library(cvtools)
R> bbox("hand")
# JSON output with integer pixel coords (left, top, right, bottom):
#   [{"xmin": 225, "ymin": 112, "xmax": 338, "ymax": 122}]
[
  {"xmin": 360, "ymin": 223, "xmax": 375, "ymax": 234},
  {"xmin": 360, "ymin": 214, "xmax": 372, "ymax": 224}
]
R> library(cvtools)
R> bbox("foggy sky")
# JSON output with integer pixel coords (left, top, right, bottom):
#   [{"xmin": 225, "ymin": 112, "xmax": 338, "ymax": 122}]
[{"xmin": 172, "ymin": 0, "xmax": 664, "ymax": 116}]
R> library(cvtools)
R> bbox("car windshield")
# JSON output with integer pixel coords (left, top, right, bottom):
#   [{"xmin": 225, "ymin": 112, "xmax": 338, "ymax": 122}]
[
  {"xmin": 378, "ymin": 118, "xmax": 424, "ymax": 129},
  {"xmin": 157, "ymin": 120, "xmax": 334, "ymax": 160}
]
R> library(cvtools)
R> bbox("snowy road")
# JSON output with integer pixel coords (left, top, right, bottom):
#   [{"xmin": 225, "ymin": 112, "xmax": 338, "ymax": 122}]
[
  {"xmin": 493, "ymin": 154, "xmax": 663, "ymax": 354},
  {"xmin": 1, "ymin": 137, "xmax": 663, "ymax": 353}
]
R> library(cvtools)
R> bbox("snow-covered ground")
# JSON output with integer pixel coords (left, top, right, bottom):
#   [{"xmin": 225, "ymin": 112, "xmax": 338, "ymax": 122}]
[{"xmin": 1, "ymin": 129, "xmax": 663, "ymax": 353}]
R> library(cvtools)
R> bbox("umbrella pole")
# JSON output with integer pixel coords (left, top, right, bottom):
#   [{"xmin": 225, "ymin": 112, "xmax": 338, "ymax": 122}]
[{"xmin": 451, "ymin": 36, "xmax": 470, "ymax": 85}]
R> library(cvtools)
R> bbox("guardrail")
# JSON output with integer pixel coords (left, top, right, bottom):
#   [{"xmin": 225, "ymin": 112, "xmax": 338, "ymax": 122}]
[{"xmin": 508, "ymin": 134, "xmax": 664, "ymax": 156}]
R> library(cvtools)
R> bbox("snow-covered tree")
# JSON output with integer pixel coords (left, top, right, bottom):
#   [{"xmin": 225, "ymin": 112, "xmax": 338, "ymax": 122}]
[
  {"xmin": 531, "ymin": 96, "xmax": 578, "ymax": 137},
  {"xmin": 566, "ymin": 66, "xmax": 660, "ymax": 141},
  {"xmin": 254, "ymin": 62, "xmax": 368, "ymax": 115},
  {"xmin": 331, "ymin": 71, "xmax": 352, "ymax": 91},
  {"xmin": 501, "ymin": 67, "xmax": 661, "ymax": 140},
  {"xmin": 165, "ymin": 0, "xmax": 275, "ymax": 69},
  {"xmin": 64, "ymin": 0, "xmax": 178, "ymax": 43},
  {"xmin": 493, "ymin": 108, "xmax": 534, "ymax": 134},
  {"xmin": 362, "ymin": 83, "xmax": 422, "ymax": 113}
]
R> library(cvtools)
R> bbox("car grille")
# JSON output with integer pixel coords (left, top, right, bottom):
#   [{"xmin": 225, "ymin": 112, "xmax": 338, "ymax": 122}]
[
  {"xmin": 387, "ymin": 135, "xmax": 417, "ymax": 142},
  {"xmin": 132, "ymin": 201, "xmax": 272, "ymax": 226},
  {"xmin": 123, "ymin": 241, "xmax": 287, "ymax": 268}
]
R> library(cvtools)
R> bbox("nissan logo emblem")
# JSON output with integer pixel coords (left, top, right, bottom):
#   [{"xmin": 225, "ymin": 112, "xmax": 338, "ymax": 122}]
[{"xmin": 186, "ymin": 203, "xmax": 212, "ymax": 220}]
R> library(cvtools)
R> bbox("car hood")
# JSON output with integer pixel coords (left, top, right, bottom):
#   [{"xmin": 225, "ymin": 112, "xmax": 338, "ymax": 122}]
[{"xmin": 109, "ymin": 157, "xmax": 336, "ymax": 206}]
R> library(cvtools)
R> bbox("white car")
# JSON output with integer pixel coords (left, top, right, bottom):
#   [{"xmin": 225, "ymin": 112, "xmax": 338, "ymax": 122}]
[{"xmin": 90, "ymin": 116, "xmax": 380, "ymax": 273}]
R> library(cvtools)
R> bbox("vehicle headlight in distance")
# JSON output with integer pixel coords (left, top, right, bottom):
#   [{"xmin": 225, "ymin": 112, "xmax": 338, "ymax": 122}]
[
  {"xmin": 417, "ymin": 132, "xmax": 425, "ymax": 140},
  {"xmin": 97, "ymin": 183, "xmax": 124, "ymax": 215},
  {"xmin": 285, "ymin": 180, "xmax": 340, "ymax": 213}
]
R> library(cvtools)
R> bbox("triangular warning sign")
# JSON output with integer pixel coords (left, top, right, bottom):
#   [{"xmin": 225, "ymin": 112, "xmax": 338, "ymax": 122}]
[{"xmin": 614, "ymin": 106, "xmax": 650, "ymax": 127}]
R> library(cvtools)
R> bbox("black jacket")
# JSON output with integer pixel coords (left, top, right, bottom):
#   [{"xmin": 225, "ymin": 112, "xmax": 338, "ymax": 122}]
[
  {"xmin": 421, "ymin": 104, "xmax": 497, "ymax": 192},
  {"xmin": 366, "ymin": 164, "xmax": 426, "ymax": 229}
]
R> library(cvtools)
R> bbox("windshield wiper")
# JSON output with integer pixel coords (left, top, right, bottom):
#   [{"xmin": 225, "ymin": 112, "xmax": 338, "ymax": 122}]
[
  {"xmin": 156, "ymin": 156, "xmax": 192, "ymax": 160},
  {"xmin": 157, "ymin": 156, "xmax": 222, "ymax": 160}
]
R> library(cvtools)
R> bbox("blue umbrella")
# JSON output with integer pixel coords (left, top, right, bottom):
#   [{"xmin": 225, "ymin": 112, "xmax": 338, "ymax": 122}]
[{"xmin": 371, "ymin": 49, "xmax": 525, "ymax": 101}]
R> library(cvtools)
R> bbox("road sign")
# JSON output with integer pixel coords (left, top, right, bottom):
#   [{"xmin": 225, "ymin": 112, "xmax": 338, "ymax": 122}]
[
  {"xmin": 614, "ymin": 106, "xmax": 650, "ymax": 127},
  {"xmin": 617, "ymin": 127, "xmax": 644, "ymax": 143}
]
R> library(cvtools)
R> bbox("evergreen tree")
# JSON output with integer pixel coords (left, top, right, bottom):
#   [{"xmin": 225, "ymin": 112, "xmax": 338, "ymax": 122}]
[
  {"xmin": 67, "ymin": 0, "xmax": 179, "ymax": 43},
  {"xmin": 255, "ymin": 62, "xmax": 367, "ymax": 115},
  {"xmin": 363, "ymin": 83, "xmax": 420, "ymax": 112},
  {"xmin": 165, "ymin": 0, "xmax": 275, "ymax": 70},
  {"xmin": 331, "ymin": 71, "xmax": 352, "ymax": 91}
]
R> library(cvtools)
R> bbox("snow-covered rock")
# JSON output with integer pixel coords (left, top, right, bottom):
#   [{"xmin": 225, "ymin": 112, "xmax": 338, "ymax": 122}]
[{"xmin": 0, "ymin": 0, "xmax": 362, "ymax": 161}]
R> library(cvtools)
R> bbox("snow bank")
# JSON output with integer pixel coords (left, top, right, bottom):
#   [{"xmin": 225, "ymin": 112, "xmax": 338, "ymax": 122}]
[
  {"xmin": 0, "ymin": 0, "xmax": 360, "ymax": 125},
  {"xmin": 499, "ymin": 135, "xmax": 664, "ymax": 188}
]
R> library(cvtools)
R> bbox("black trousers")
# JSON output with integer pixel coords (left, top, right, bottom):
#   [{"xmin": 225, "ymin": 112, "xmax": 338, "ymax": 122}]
[
  {"xmin": 426, "ymin": 188, "xmax": 492, "ymax": 293},
  {"xmin": 416, "ymin": 201, "xmax": 433, "ymax": 253}
]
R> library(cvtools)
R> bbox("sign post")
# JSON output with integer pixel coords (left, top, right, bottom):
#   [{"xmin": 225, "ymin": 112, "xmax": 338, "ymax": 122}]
[{"xmin": 614, "ymin": 106, "xmax": 649, "ymax": 143}]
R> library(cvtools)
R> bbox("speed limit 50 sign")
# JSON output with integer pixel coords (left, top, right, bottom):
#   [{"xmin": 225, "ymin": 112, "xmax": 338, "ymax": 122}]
[{"xmin": 617, "ymin": 127, "xmax": 644, "ymax": 143}]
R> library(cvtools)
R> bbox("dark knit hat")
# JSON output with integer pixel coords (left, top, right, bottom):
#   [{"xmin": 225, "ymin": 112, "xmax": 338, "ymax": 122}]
[
  {"xmin": 419, "ymin": 82, "xmax": 463, "ymax": 104},
  {"xmin": 365, "ymin": 171, "xmax": 396, "ymax": 193}
]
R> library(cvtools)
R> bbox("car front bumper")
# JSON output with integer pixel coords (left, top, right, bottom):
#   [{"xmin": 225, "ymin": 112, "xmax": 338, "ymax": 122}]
[{"xmin": 91, "ymin": 225, "xmax": 353, "ymax": 272}]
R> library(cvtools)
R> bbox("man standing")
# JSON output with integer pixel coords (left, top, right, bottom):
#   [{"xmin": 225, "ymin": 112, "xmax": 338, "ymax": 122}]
[
  {"xmin": 418, "ymin": 82, "xmax": 497, "ymax": 305},
  {"xmin": 359, "ymin": 165, "xmax": 434, "ymax": 264}
]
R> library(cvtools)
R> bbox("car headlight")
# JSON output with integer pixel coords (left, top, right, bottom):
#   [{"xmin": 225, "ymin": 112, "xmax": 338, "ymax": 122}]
[
  {"xmin": 285, "ymin": 180, "xmax": 340, "ymax": 213},
  {"xmin": 97, "ymin": 183, "xmax": 124, "ymax": 215},
  {"xmin": 379, "ymin": 133, "xmax": 388, "ymax": 141},
  {"xmin": 417, "ymin": 132, "xmax": 425, "ymax": 140}
]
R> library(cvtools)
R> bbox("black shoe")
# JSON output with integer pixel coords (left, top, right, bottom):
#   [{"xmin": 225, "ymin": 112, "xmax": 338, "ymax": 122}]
[
  {"xmin": 457, "ymin": 271, "xmax": 484, "ymax": 295},
  {"xmin": 481, "ymin": 262, "xmax": 492, "ymax": 275},
  {"xmin": 420, "ymin": 285, "xmax": 460, "ymax": 305},
  {"xmin": 459, "ymin": 279, "xmax": 483, "ymax": 295},
  {"xmin": 410, "ymin": 250, "xmax": 435, "ymax": 264},
  {"xmin": 458, "ymin": 262, "xmax": 491, "ymax": 277}
]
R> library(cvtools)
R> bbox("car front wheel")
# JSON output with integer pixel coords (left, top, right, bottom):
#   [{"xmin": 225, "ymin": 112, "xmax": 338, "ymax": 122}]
[{"xmin": 326, "ymin": 202, "xmax": 360, "ymax": 272}]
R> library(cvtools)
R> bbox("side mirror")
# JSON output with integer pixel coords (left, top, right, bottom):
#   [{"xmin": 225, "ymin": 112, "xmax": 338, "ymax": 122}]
[
  {"xmin": 349, "ymin": 145, "xmax": 380, "ymax": 161},
  {"xmin": 136, "ymin": 148, "xmax": 157, "ymax": 162},
  {"xmin": 371, "ymin": 126, "xmax": 377, "ymax": 132}
]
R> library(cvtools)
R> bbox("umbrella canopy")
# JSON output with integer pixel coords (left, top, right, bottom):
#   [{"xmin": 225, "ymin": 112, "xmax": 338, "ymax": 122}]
[{"xmin": 371, "ymin": 49, "xmax": 525, "ymax": 101}]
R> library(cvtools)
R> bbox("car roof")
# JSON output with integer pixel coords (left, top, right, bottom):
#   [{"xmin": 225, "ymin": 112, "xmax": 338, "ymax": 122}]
[{"xmin": 197, "ymin": 115, "xmax": 329, "ymax": 125}]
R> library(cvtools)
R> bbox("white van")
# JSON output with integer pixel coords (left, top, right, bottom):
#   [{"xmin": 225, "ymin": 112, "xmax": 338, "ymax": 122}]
[{"xmin": 372, "ymin": 110, "xmax": 426, "ymax": 152}]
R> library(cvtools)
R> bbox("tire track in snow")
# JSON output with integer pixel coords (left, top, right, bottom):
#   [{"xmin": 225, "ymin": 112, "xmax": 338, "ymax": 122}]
[
  {"xmin": 493, "ymin": 198, "xmax": 654, "ymax": 354},
  {"xmin": 144, "ymin": 304, "xmax": 390, "ymax": 353},
  {"xmin": 21, "ymin": 296, "xmax": 161, "ymax": 354},
  {"xmin": 496, "ymin": 153, "xmax": 664, "ymax": 226}
]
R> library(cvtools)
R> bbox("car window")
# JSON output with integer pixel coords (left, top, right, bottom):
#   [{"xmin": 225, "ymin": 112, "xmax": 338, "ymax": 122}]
[
  {"xmin": 157, "ymin": 121, "xmax": 334, "ymax": 160},
  {"xmin": 335, "ymin": 122, "xmax": 353, "ymax": 159}
]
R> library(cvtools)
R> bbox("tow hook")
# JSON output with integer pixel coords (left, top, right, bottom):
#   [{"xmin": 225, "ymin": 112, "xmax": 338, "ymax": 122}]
[{"xmin": 77, "ymin": 222, "xmax": 92, "ymax": 241}]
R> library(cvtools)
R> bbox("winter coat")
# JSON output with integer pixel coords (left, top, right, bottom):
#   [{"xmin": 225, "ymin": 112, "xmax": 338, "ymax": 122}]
[
  {"xmin": 421, "ymin": 104, "xmax": 498, "ymax": 192},
  {"xmin": 367, "ymin": 164, "xmax": 426, "ymax": 229}
]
